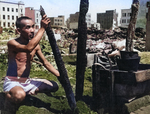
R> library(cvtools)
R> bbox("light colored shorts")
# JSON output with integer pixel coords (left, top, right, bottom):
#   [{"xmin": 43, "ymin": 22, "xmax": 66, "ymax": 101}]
[{"xmin": 3, "ymin": 76, "xmax": 50, "ymax": 95}]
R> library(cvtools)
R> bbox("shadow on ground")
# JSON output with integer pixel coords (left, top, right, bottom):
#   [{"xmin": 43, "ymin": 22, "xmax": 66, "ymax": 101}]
[
  {"xmin": 0, "ymin": 92, "xmax": 96, "ymax": 114},
  {"xmin": 0, "ymin": 92, "xmax": 62, "ymax": 114}
]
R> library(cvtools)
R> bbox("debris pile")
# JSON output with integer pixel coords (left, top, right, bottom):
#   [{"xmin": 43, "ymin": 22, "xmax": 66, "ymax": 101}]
[
  {"xmin": 66, "ymin": 27, "xmax": 146, "ymax": 54},
  {"xmin": 0, "ymin": 27, "xmax": 146, "ymax": 55}
]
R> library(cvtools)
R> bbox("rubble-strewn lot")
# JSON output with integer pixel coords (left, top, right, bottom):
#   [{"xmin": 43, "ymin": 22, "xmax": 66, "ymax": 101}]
[
  {"xmin": 0, "ymin": 27, "xmax": 146, "ymax": 55},
  {"xmin": 62, "ymin": 27, "xmax": 146, "ymax": 54}
]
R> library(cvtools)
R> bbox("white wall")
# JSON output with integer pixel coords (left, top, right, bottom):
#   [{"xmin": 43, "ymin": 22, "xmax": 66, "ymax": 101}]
[
  {"xmin": 0, "ymin": 1, "xmax": 25, "ymax": 28},
  {"xmin": 70, "ymin": 22, "xmax": 78, "ymax": 29},
  {"xmin": 120, "ymin": 9, "xmax": 131, "ymax": 27},
  {"xmin": 35, "ymin": 10, "xmax": 41, "ymax": 29},
  {"xmin": 86, "ymin": 13, "xmax": 91, "ymax": 28}
]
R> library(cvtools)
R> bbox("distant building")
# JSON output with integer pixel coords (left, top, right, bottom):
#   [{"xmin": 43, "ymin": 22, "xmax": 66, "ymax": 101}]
[
  {"xmin": 0, "ymin": 1, "xmax": 25, "ymax": 28},
  {"xmin": 91, "ymin": 22, "xmax": 100, "ymax": 30},
  {"xmin": 66, "ymin": 18, "xmax": 70, "ymax": 28},
  {"xmin": 69, "ymin": 12, "xmax": 79, "ymax": 29},
  {"xmin": 86, "ymin": 13, "xmax": 91, "ymax": 28},
  {"xmin": 67, "ymin": 12, "xmax": 91, "ymax": 29},
  {"xmin": 120, "ymin": 0, "xmax": 148, "ymax": 28},
  {"xmin": 49, "ymin": 16, "xmax": 65, "ymax": 28},
  {"xmin": 25, "ymin": 7, "xmax": 41, "ymax": 29},
  {"xmin": 97, "ymin": 10, "xmax": 118, "ymax": 30},
  {"xmin": 120, "ymin": 9, "xmax": 131, "ymax": 27}
]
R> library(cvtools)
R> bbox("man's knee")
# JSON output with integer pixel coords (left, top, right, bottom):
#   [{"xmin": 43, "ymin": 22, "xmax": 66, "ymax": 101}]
[
  {"xmin": 8, "ymin": 87, "xmax": 26, "ymax": 103},
  {"xmin": 14, "ymin": 90, "xmax": 26, "ymax": 102}
]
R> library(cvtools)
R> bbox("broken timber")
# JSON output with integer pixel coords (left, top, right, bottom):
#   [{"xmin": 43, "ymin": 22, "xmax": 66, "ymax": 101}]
[
  {"xmin": 40, "ymin": 6, "xmax": 76, "ymax": 110},
  {"xmin": 126, "ymin": 0, "xmax": 139, "ymax": 52},
  {"xmin": 75, "ymin": 0, "xmax": 89, "ymax": 100},
  {"xmin": 145, "ymin": 2, "xmax": 150, "ymax": 51}
]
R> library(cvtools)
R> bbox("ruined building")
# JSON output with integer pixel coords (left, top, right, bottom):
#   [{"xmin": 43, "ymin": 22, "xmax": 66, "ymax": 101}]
[
  {"xmin": 97, "ymin": 10, "xmax": 118, "ymax": 30},
  {"xmin": 120, "ymin": 9, "xmax": 131, "ymax": 27},
  {"xmin": 67, "ymin": 12, "xmax": 91, "ymax": 29},
  {"xmin": 120, "ymin": 0, "xmax": 148, "ymax": 28},
  {"xmin": 49, "ymin": 16, "xmax": 65, "ymax": 28}
]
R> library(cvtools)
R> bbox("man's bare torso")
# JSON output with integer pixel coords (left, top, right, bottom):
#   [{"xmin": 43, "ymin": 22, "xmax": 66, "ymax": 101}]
[{"xmin": 7, "ymin": 39, "xmax": 37, "ymax": 78}]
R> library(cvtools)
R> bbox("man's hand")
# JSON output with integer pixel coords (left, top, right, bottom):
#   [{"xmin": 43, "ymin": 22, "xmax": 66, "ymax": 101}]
[{"xmin": 41, "ymin": 15, "xmax": 50, "ymax": 29}]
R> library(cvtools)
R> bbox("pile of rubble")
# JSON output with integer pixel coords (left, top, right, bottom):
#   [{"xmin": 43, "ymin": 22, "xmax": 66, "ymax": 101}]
[{"xmin": 67, "ymin": 27, "xmax": 146, "ymax": 54}]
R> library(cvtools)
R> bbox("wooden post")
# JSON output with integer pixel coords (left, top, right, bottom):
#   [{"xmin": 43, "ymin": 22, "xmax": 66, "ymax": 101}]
[
  {"xmin": 75, "ymin": 0, "xmax": 89, "ymax": 100},
  {"xmin": 126, "ymin": 0, "xmax": 139, "ymax": 51},
  {"xmin": 145, "ymin": 2, "xmax": 150, "ymax": 51},
  {"xmin": 40, "ymin": 6, "xmax": 76, "ymax": 110}
]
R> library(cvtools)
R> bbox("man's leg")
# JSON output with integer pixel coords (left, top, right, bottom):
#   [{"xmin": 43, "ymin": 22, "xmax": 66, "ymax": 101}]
[
  {"xmin": 5, "ymin": 86, "xmax": 26, "ymax": 103},
  {"xmin": 4, "ymin": 86, "xmax": 26, "ymax": 112},
  {"xmin": 35, "ymin": 79, "xmax": 58, "ymax": 94}
]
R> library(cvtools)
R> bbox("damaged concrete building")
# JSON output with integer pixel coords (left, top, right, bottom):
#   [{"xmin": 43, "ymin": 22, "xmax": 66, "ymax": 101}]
[
  {"xmin": 120, "ymin": 0, "xmax": 148, "ymax": 28},
  {"xmin": 120, "ymin": 9, "xmax": 131, "ymax": 27},
  {"xmin": 97, "ymin": 9, "xmax": 118, "ymax": 30},
  {"xmin": 67, "ymin": 12, "xmax": 92, "ymax": 29},
  {"xmin": 49, "ymin": 15, "xmax": 65, "ymax": 28}
]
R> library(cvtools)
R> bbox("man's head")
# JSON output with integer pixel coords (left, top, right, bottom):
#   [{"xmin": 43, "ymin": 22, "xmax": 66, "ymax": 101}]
[
  {"xmin": 16, "ymin": 16, "xmax": 35, "ymax": 40},
  {"xmin": 16, "ymin": 16, "xmax": 32, "ymax": 29}
]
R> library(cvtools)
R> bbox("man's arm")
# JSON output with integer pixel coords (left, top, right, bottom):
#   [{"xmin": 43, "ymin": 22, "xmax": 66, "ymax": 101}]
[
  {"xmin": 7, "ymin": 28, "xmax": 45, "ymax": 52},
  {"xmin": 35, "ymin": 45, "xmax": 60, "ymax": 77}
]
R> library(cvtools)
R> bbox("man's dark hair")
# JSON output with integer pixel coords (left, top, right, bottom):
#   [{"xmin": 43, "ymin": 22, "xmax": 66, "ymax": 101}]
[{"xmin": 16, "ymin": 16, "xmax": 32, "ymax": 28}]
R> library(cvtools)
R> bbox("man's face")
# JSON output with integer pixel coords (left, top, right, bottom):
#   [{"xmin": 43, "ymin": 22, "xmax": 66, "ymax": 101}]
[{"xmin": 19, "ymin": 19, "xmax": 35, "ymax": 40}]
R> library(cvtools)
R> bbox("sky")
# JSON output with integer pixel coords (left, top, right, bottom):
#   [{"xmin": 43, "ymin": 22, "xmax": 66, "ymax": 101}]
[{"xmin": 4, "ymin": 0, "xmax": 133, "ymax": 23}]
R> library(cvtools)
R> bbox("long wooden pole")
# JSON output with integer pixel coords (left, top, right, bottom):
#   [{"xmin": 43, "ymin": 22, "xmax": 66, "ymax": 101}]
[
  {"xmin": 40, "ymin": 6, "xmax": 76, "ymax": 110},
  {"xmin": 126, "ymin": 0, "xmax": 139, "ymax": 51},
  {"xmin": 75, "ymin": 0, "xmax": 89, "ymax": 100},
  {"xmin": 145, "ymin": 2, "xmax": 150, "ymax": 51}
]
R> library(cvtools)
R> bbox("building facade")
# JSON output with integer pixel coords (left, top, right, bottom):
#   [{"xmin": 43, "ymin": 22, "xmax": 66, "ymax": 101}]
[
  {"xmin": 120, "ymin": 9, "xmax": 131, "ymax": 27},
  {"xmin": 0, "ymin": 1, "xmax": 25, "ymax": 28},
  {"xmin": 25, "ymin": 7, "xmax": 41, "ymax": 29},
  {"xmin": 68, "ymin": 12, "xmax": 91, "ymax": 29},
  {"xmin": 97, "ymin": 10, "xmax": 118, "ymax": 30},
  {"xmin": 86, "ymin": 13, "xmax": 91, "ymax": 28},
  {"xmin": 69, "ymin": 12, "xmax": 79, "ymax": 29},
  {"xmin": 49, "ymin": 15, "xmax": 65, "ymax": 28}
]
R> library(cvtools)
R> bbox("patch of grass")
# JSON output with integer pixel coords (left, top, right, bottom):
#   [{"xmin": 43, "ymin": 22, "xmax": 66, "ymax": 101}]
[
  {"xmin": 139, "ymin": 52, "xmax": 150, "ymax": 64},
  {"xmin": 17, "ymin": 106, "xmax": 52, "ymax": 114},
  {"xmin": 0, "ymin": 53, "xmax": 7, "ymax": 80},
  {"xmin": 63, "ymin": 54, "xmax": 77, "ymax": 64},
  {"xmin": 76, "ymin": 101, "xmax": 97, "ymax": 114}
]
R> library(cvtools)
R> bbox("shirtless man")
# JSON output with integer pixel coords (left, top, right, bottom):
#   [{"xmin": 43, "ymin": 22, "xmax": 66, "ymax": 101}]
[{"xmin": 3, "ymin": 15, "xmax": 60, "ymax": 105}]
